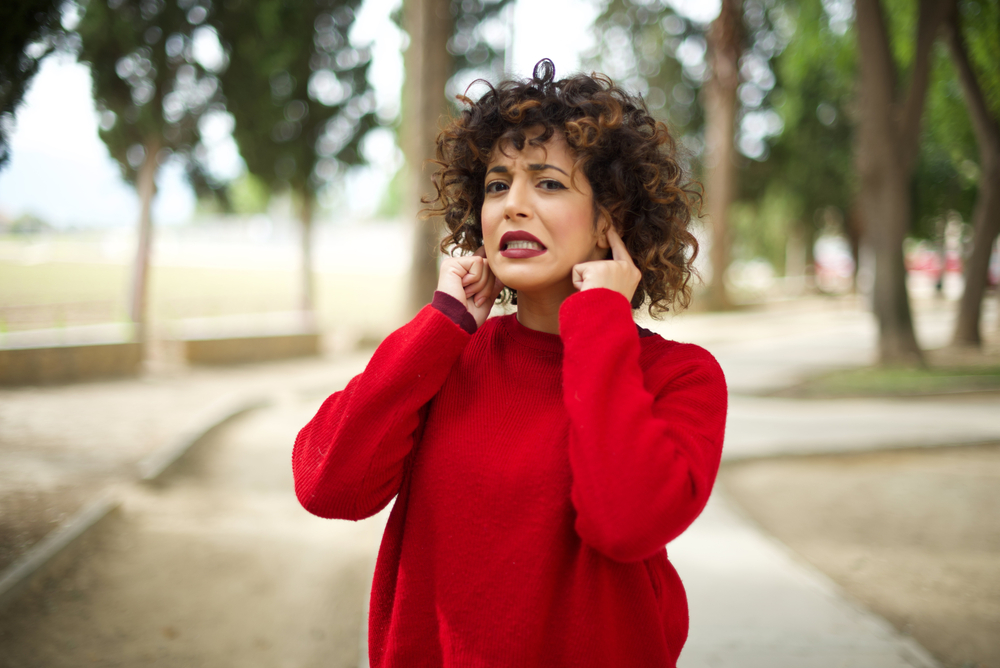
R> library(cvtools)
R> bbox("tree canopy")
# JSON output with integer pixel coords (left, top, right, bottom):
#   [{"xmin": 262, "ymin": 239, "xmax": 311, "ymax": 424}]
[
  {"xmin": 212, "ymin": 0, "xmax": 377, "ymax": 201},
  {"xmin": 0, "ymin": 0, "xmax": 70, "ymax": 168},
  {"xmin": 75, "ymin": 0, "xmax": 226, "ymax": 184}
]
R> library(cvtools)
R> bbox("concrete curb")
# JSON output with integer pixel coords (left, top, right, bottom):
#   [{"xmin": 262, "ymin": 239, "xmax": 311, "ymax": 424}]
[
  {"xmin": 712, "ymin": 488, "xmax": 944, "ymax": 668},
  {"xmin": 138, "ymin": 393, "xmax": 271, "ymax": 482},
  {"xmin": 0, "ymin": 494, "xmax": 119, "ymax": 612},
  {"xmin": 721, "ymin": 436, "xmax": 1000, "ymax": 464},
  {"xmin": 0, "ymin": 392, "xmax": 271, "ymax": 612}
]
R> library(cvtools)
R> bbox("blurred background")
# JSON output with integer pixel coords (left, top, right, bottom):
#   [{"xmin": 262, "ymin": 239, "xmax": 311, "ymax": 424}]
[
  {"xmin": 2, "ymin": 0, "xmax": 995, "ymax": 360},
  {"xmin": 1, "ymin": 0, "xmax": 998, "ymax": 667}
]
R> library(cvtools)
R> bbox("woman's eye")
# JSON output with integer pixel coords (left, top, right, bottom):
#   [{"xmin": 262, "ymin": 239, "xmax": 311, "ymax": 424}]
[
  {"xmin": 539, "ymin": 179, "xmax": 566, "ymax": 191},
  {"xmin": 485, "ymin": 180, "xmax": 509, "ymax": 194}
]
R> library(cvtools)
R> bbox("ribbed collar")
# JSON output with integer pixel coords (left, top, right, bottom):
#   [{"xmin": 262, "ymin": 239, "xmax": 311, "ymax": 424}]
[
  {"xmin": 499, "ymin": 314, "xmax": 564, "ymax": 353},
  {"xmin": 496, "ymin": 313, "xmax": 655, "ymax": 353}
]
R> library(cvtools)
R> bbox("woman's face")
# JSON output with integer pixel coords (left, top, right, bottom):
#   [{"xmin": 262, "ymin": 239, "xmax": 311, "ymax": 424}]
[{"xmin": 480, "ymin": 131, "xmax": 609, "ymax": 300}]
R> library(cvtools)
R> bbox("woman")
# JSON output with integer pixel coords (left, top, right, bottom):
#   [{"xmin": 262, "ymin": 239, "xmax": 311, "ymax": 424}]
[{"xmin": 293, "ymin": 59, "xmax": 727, "ymax": 667}]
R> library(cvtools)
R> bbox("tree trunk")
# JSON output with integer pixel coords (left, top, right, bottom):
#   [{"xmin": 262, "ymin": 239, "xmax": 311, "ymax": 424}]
[
  {"xmin": 298, "ymin": 190, "xmax": 316, "ymax": 325},
  {"xmin": 128, "ymin": 138, "xmax": 160, "ymax": 353},
  {"xmin": 942, "ymin": 5, "xmax": 1000, "ymax": 347},
  {"xmin": 844, "ymin": 201, "xmax": 864, "ymax": 289},
  {"xmin": 402, "ymin": 0, "xmax": 454, "ymax": 317},
  {"xmin": 854, "ymin": 0, "xmax": 947, "ymax": 366},
  {"xmin": 702, "ymin": 0, "xmax": 742, "ymax": 310}
]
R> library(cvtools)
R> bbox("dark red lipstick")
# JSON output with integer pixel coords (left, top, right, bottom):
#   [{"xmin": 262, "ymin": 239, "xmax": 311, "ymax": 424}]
[{"xmin": 499, "ymin": 231, "xmax": 547, "ymax": 258}]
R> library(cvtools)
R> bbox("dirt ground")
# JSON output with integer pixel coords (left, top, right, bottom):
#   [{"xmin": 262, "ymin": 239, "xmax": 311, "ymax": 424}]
[{"xmin": 720, "ymin": 443, "xmax": 1000, "ymax": 668}]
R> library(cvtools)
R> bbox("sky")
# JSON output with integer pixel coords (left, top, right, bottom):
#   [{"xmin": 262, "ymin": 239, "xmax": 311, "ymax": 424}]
[{"xmin": 0, "ymin": 0, "xmax": 720, "ymax": 229}]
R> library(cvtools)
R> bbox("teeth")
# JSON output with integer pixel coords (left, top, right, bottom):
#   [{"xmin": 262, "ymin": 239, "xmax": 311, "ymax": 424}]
[{"xmin": 506, "ymin": 240, "xmax": 543, "ymax": 251}]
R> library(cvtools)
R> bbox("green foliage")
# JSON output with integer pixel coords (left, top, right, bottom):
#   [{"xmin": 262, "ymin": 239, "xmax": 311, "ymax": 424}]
[
  {"xmin": 227, "ymin": 171, "xmax": 270, "ymax": 214},
  {"xmin": 8, "ymin": 212, "xmax": 54, "ymax": 234},
  {"xmin": 959, "ymin": 0, "xmax": 1000, "ymax": 118},
  {"xmin": 376, "ymin": 163, "xmax": 405, "ymax": 219},
  {"xmin": 913, "ymin": 42, "xmax": 977, "ymax": 238},
  {"xmin": 75, "ymin": 0, "xmax": 224, "ymax": 184},
  {"xmin": 591, "ymin": 0, "xmax": 841, "ymax": 266},
  {"xmin": 588, "ymin": 0, "xmax": 787, "ymax": 154},
  {"xmin": 391, "ymin": 0, "xmax": 514, "ymax": 99},
  {"xmin": 0, "ymin": 0, "xmax": 70, "ymax": 168},
  {"xmin": 589, "ymin": 0, "xmax": 709, "ymax": 135},
  {"xmin": 730, "ymin": 184, "xmax": 802, "ymax": 271},
  {"xmin": 590, "ymin": 0, "xmax": 994, "ymax": 262},
  {"xmin": 741, "ymin": 0, "xmax": 855, "ymax": 243},
  {"xmin": 448, "ymin": 0, "xmax": 514, "ymax": 78},
  {"xmin": 878, "ymin": 0, "xmax": 986, "ymax": 239},
  {"xmin": 212, "ymin": 0, "xmax": 378, "ymax": 199}
]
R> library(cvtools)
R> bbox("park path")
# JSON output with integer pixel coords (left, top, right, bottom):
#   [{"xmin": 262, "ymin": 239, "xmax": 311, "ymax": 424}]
[{"xmin": 0, "ymin": 395, "xmax": 387, "ymax": 667}]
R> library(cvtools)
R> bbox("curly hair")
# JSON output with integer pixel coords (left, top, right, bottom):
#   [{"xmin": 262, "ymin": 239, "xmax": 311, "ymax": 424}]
[{"xmin": 425, "ymin": 59, "xmax": 701, "ymax": 316}]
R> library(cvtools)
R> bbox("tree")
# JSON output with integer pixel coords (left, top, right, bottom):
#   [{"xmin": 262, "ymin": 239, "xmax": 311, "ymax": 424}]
[
  {"xmin": 942, "ymin": 0, "xmax": 1000, "ymax": 347},
  {"xmin": 911, "ymin": 44, "xmax": 977, "ymax": 249},
  {"xmin": 854, "ymin": 0, "xmax": 948, "ymax": 365},
  {"xmin": 739, "ymin": 0, "xmax": 857, "ymax": 282},
  {"xmin": 401, "ymin": 0, "xmax": 513, "ymax": 317},
  {"xmin": 0, "ymin": 0, "xmax": 68, "ymax": 168},
  {"xmin": 76, "ymin": 0, "xmax": 224, "ymax": 349},
  {"xmin": 590, "ymin": 0, "xmax": 788, "ymax": 308},
  {"xmin": 702, "ymin": 0, "xmax": 744, "ymax": 309},
  {"xmin": 402, "ymin": 0, "xmax": 453, "ymax": 317},
  {"xmin": 213, "ymin": 0, "xmax": 378, "ymax": 317}
]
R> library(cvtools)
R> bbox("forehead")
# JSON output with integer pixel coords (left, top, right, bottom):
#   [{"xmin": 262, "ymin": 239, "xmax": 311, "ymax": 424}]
[{"xmin": 486, "ymin": 130, "xmax": 575, "ymax": 168}]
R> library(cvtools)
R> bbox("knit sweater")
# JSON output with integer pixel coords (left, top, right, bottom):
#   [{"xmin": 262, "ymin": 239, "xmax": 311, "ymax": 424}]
[{"xmin": 293, "ymin": 288, "xmax": 727, "ymax": 667}]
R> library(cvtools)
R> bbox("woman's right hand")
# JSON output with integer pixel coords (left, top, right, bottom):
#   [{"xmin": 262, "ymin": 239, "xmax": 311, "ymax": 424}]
[{"xmin": 437, "ymin": 247, "xmax": 505, "ymax": 328}]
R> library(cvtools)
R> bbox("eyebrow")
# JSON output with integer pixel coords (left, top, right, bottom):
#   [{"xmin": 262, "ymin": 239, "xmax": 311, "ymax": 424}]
[{"xmin": 485, "ymin": 163, "xmax": 569, "ymax": 176}]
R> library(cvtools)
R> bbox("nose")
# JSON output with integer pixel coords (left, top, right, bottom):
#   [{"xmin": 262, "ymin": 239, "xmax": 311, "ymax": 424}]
[{"xmin": 503, "ymin": 177, "xmax": 531, "ymax": 220}]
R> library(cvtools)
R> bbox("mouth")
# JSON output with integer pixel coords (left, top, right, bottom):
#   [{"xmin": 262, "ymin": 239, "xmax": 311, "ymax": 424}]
[{"xmin": 500, "ymin": 231, "xmax": 547, "ymax": 258}]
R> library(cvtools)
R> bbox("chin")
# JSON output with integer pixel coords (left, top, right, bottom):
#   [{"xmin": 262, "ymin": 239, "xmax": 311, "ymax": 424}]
[{"xmin": 493, "ymin": 267, "xmax": 541, "ymax": 292}]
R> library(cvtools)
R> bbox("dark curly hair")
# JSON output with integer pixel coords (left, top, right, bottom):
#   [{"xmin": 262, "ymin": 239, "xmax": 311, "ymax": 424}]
[{"xmin": 425, "ymin": 59, "xmax": 701, "ymax": 316}]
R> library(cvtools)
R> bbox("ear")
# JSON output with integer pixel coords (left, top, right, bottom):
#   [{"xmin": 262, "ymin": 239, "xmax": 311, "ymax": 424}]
[{"xmin": 595, "ymin": 214, "xmax": 613, "ymax": 249}]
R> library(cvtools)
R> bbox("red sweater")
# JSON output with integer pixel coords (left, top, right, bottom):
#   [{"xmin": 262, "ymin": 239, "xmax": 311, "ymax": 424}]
[{"xmin": 293, "ymin": 288, "xmax": 727, "ymax": 667}]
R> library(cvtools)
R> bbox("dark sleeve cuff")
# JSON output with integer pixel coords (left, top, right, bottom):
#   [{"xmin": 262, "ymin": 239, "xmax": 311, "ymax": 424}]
[{"xmin": 432, "ymin": 291, "xmax": 477, "ymax": 335}]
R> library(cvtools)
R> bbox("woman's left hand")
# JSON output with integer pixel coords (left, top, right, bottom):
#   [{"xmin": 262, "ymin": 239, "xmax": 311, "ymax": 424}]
[{"xmin": 572, "ymin": 226, "xmax": 641, "ymax": 302}]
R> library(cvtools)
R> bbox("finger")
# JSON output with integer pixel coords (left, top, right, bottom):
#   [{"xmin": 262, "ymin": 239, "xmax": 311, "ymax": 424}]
[
  {"xmin": 476, "ymin": 273, "xmax": 505, "ymax": 309},
  {"xmin": 461, "ymin": 256, "xmax": 483, "ymax": 286},
  {"xmin": 472, "ymin": 259, "xmax": 496, "ymax": 305},
  {"xmin": 606, "ymin": 225, "xmax": 631, "ymax": 263},
  {"xmin": 467, "ymin": 260, "xmax": 493, "ymax": 299},
  {"xmin": 572, "ymin": 263, "xmax": 588, "ymax": 290}
]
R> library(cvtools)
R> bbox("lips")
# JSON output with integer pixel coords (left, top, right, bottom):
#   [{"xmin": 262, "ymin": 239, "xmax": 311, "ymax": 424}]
[{"xmin": 500, "ymin": 231, "xmax": 547, "ymax": 258}]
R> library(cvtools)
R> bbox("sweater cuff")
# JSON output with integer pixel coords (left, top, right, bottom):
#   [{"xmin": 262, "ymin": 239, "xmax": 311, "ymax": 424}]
[
  {"xmin": 432, "ymin": 291, "xmax": 477, "ymax": 335},
  {"xmin": 559, "ymin": 288, "xmax": 635, "ymax": 339}
]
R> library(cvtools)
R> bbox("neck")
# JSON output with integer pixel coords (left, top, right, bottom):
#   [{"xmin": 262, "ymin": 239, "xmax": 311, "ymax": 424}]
[{"xmin": 514, "ymin": 280, "xmax": 577, "ymax": 335}]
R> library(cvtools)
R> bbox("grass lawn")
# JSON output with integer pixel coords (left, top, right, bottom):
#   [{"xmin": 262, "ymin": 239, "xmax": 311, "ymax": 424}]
[
  {"xmin": 779, "ymin": 364, "xmax": 1000, "ymax": 397},
  {"xmin": 0, "ymin": 260, "xmax": 405, "ymax": 337}
]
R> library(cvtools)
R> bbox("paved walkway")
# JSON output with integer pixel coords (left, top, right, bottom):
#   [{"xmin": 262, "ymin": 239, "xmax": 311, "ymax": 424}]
[
  {"xmin": 0, "ymin": 349, "xmax": 370, "ymax": 576},
  {"xmin": 1, "ymin": 294, "xmax": 997, "ymax": 666},
  {"xmin": 646, "ymin": 296, "xmax": 998, "ymax": 667},
  {"xmin": 0, "ymin": 398, "xmax": 386, "ymax": 668},
  {"xmin": 671, "ymin": 493, "xmax": 940, "ymax": 668}
]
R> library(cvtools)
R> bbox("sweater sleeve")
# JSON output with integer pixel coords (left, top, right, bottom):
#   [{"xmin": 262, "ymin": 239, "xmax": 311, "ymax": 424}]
[
  {"xmin": 559, "ymin": 288, "xmax": 728, "ymax": 563},
  {"xmin": 292, "ymin": 303, "xmax": 471, "ymax": 521}
]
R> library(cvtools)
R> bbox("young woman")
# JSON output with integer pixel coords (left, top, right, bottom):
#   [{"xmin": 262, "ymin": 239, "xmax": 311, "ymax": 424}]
[{"xmin": 293, "ymin": 59, "xmax": 727, "ymax": 667}]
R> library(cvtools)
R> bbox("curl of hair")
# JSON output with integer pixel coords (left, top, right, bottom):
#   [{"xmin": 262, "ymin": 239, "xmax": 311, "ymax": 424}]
[{"xmin": 425, "ymin": 58, "xmax": 701, "ymax": 316}]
